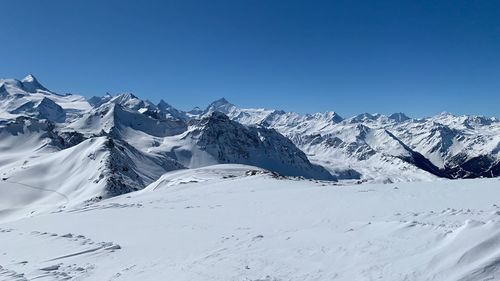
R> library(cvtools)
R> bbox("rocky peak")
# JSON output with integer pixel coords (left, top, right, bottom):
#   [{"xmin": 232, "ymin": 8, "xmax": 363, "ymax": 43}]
[{"xmin": 20, "ymin": 74, "xmax": 50, "ymax": 93}]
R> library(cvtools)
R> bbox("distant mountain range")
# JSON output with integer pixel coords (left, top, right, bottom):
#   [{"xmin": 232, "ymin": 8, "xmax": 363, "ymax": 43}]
[{"xmin": 0, "ymin": 75, "xmax": 498, "ymax": 203}]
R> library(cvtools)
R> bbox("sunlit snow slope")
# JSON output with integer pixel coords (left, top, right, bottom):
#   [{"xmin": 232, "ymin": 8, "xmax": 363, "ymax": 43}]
[{"xmin": 1, "ymin": 166, "xmax": 500, "ymax": 280}]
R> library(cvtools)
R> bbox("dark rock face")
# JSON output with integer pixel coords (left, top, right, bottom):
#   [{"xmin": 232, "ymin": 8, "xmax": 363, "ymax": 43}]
[
  {"xmin": 102, "ymin": 137, "xmax": 185, "ymax": 197},
  {"xmin": 188, "ymin": 112, "xmax": 337, "ymax": 181},
  {"xmin": 441, "ymin": 155, "xmax": 499, "ymax": 178}
]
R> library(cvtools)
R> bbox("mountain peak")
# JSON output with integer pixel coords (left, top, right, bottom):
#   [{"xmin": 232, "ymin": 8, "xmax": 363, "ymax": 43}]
[
  {"xmin": 208, "ymin": 98, "xmax": 232, "ymax": 108},
  {"xmin": 88, "ymin": 94, "xmax": 113, "ymax": 107},
  {"xmin": 20, "ymin": 74, "xmax": 49, "ymax": 93},
  {"xmin": 388, "ymin": 112, "xmax": 410, "ymax": 122},
  {"xmin": 21, "ymin": 74, "xmax": 38, "ymax": 83},
  {"xmin": 114, "ymin": 92, "xmax": 138, "ymax": 100},
  {"xmin": 108, "ymin": 93, "xmax": 141, "ymax": 107},
  {"xmin": 349, "ymin": 112, "xmax": 381, "ymax": 123},
  {"xmin": 188, "ymin": 106, "xmax": 203, "ymax": 115},
  {"xmin": 205, "ymin": 98, "xmax": 236, "ymax": 114},
  {"xmin": 439, "ymin": 111, "xmax": 454, "ymax": 117},
  {"xmin": 157, "ymin": 99, "xmax": 172, "ymax": 108},
  {"xmin": 213, "ymin": 97, "xmax": 229, "ymax": 104},
  {"xmin": 156, "ymin": 100, "xmax": 188, "ymax": 120},
  {"xmin": 325, "ymin": 111, "xmax": 344, "ymax": 123}
]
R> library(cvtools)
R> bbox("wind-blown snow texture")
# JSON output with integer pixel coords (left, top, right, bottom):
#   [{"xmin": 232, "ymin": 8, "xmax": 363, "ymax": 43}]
[
  {"xmin": 1, "ymin": 165, "xmax": 500, "ymax": 280},
  {"xmin": 1, "ymin": 75, "xmax": 500, "ymax": 280}
]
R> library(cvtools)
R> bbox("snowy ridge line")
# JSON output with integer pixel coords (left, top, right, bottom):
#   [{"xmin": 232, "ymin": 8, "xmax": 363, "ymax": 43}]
[{"xmin": 0, "ymin": 74, "xmax": 498, "ymax": 207}]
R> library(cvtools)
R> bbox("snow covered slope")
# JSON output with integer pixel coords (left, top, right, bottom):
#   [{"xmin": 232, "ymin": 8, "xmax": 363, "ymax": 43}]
[
  {"xmin": 0, "ymin": 135, "xmax": 183, "ymax": 218},
  {"xmin": 0, "ymin": 113, "xmax": 185, "ymax": 214},
  {"xmin": 1, "ymin": 166, "xmax": 500, "ymax": 280}
]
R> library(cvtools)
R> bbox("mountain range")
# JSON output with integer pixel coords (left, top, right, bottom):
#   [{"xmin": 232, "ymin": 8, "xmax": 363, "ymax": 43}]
[{"xmin": 0, "ymin": 75, "xmax": 498, "ymax": 204}]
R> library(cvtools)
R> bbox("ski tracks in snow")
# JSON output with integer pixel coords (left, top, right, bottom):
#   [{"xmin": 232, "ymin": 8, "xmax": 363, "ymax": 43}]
[{"xmin": 1, "ymin": 179, "xmax": 70, "ymax": 205}]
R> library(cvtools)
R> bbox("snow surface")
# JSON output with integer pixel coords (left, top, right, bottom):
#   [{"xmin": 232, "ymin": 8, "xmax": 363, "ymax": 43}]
[{"xmin": 1, "ymin": 165, "xmax": 500, "ymax": 280}]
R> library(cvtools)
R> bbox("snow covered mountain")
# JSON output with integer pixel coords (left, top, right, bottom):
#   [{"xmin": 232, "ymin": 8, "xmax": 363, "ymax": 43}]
[
  {"xmin": 390, "ymin": 113, "xmax": 500, "ymax": 178},
  {"xmin": 0, "ymin": 75, "xmax": 91, "ymax": 122},
  {"xmin": 0, "ymin": 75, "xmax": 498, "ymax": 205},
  {"xmin": 198, "ymin": 98, "xmax": 499, "ymax": 183},
  {"xmin": 0, "ymin": 76, "xmax": 342, "ymax": 206},
  {"xmin": 163, "ymin": 111, "xmax": 335, "ymax": 180}
]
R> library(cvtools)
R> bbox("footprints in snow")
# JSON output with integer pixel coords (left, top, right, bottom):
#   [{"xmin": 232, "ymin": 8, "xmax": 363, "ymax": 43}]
[
  {"xmin": 0, "ymin": 265, "xmax": 27, "ymax": 281},
  {"xmin": 0, "ymin": 227, "xmax": 121, "ymax": 280},
  {"xmin": 67, "ymin": 202, "xmax": 143, "ymax": 213},
  {"xmin": 27, "ymin": 230, "xmax": 121, "ymax": 252},
  {"xmin": 390, "ymin": 206, "xmax": 500, "ymax": 234},
  {"xmin": 339, "ymin": 206, "xmax": 500, "ymax": 234}
]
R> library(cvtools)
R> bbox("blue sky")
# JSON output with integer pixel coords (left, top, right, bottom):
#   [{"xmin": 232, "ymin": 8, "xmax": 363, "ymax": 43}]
[{"xmin": 0, "ymin": 0, "xmax": 499, "ymax": 117}]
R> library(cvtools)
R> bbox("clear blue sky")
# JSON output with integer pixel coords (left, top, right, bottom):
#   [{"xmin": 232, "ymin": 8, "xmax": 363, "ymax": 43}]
[{"xmin": 1, "ymin": 0, "xmax": 499, "ymax": 117}]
